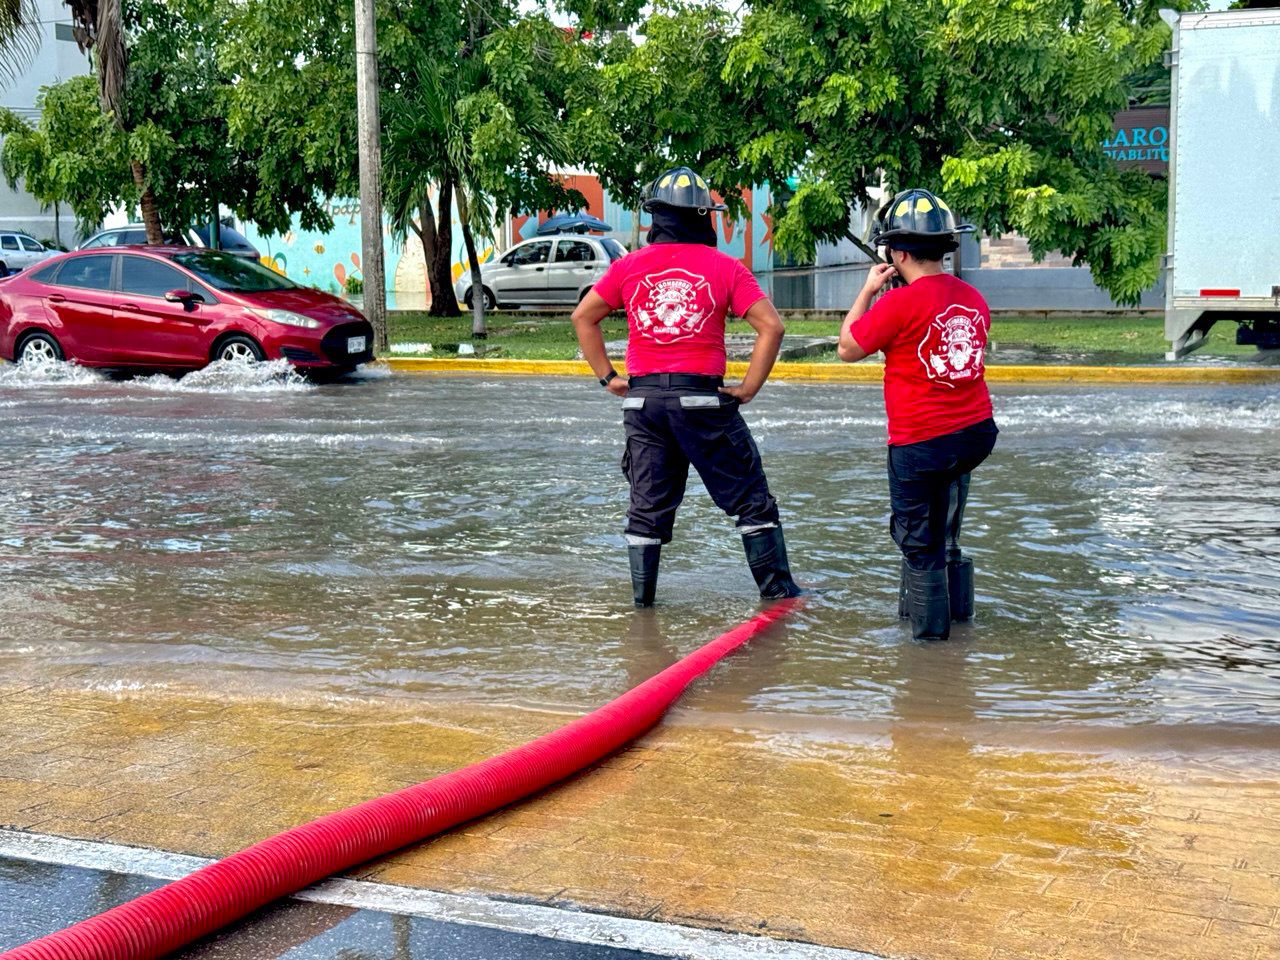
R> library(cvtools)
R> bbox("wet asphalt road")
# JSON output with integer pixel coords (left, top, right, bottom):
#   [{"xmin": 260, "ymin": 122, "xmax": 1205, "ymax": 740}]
[{"xmin": 0, "ymin": 856, "xmax": 666, "ymax": 958}]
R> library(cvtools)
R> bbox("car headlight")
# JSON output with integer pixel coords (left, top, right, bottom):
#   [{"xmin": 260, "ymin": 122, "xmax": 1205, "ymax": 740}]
[{"xmin": 253, "ymin": 308, "xmax": 321, "ymax": 329}]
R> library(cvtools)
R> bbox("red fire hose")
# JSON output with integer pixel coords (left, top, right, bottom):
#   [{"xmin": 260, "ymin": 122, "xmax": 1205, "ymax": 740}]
[{"xmin": 6, "ymin": 598, "xmax": 801, "ymax": 959}]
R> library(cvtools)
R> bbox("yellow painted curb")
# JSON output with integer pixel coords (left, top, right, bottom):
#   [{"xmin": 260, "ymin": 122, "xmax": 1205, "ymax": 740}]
[
  {"xmin": 984, "ymin": 365, "xmax": 1280, "ymax": 384},
  {"xmin": 384, "ymin": 357, "xmax": 1280, "ymax": 385},
  {"xmin": 387, "ymin": 357, "xmax": 601, "ymax": 378}
]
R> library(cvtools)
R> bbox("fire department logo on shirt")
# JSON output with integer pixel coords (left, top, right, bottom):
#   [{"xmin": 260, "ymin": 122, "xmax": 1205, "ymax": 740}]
[
  {"xmin": 917, "ymin": 304, "xmax": 986, "ymax": 387},
  {"xmin": 630, "ymin": 268, "xmax": 715, "ymax": 344}
]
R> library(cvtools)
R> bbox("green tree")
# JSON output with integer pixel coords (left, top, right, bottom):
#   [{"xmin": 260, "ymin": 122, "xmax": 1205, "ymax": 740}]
[
  {"xmin": 0, "ymin": 0, "xmax": 40, "ymax": 85},
  {"xmin": 219, "ymin": 0, "xmax": 357, "ymax": 235},
  {"xmin": 125, "ymin": 0, "xmax": 329, "ymax": 237},
  {"xmin": 227, "ymin": 0, "xmax": 586, "ymax": 322},
  {"xmin": 449, "ymin": 13, "xmax": 582, "ymax": 336},
  {"xmin": 719, "ymin": 0, "xmax": 1184, "ymax": 304},
  {"xmin": 566, "ymin": 3, "xmax": 746, "ymax": 247},
  {"xmin": 0, "ymin": 75, "xmax": 137, "ymax": 236},
  {"xmin": 57, "ymin": 0, "xmax": 169, "ymax": 242},
  {"xmin": 935, "ymin": 0, "xmax": 1178, "ymax": 304},
  {"xmin": 4, "ymin": 0, "xmax": 330, "ymax": 246}
]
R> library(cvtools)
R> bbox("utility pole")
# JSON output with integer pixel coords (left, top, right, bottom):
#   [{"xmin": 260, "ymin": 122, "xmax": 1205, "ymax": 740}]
[{"xmin": 354, "ymin": 0, "xmax": 388, "ymax": 353}]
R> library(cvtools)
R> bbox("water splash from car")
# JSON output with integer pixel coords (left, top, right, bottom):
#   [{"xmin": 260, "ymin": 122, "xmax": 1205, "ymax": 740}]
[
  {"xmin": 0, "ymin": 358, "xmax": 105, "ymax": 387},
  {"xmin": 341, "ymin": 362, "xmax": 394, "ymax": 381},
  {"xmin": 0, "ymin": 358, "xmax": 315, "ymax": 394},
  {"xmin": 132, "ymin": 359, "xmax": 312, "ymax": 394}
]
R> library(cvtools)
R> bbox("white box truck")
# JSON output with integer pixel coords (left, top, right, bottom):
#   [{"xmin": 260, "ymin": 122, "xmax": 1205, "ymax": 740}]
[{"xmin": 1163, "ymin": 7, "xmax": 1280, "ymax": 358}]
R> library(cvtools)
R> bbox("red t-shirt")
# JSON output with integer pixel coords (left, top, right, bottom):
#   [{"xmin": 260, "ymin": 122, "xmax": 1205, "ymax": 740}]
[
  {"xmin": 593, "ymin": 243, "xmax": 768, "ymax": 377},
  {"xmin": 849, "ymin": 273, "xmax": 993, "ymax": 446}
]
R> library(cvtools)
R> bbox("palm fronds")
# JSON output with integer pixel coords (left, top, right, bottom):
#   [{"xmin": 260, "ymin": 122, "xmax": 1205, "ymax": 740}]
[{"xmin": 0, "ymin": 0, "xmax": 40, "ymax": 85}]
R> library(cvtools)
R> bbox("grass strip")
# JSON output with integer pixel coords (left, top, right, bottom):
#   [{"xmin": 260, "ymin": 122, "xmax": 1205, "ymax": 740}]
[{"xmin": 387, "ymin": 312, "xmax": 1260, "ymax": 363}]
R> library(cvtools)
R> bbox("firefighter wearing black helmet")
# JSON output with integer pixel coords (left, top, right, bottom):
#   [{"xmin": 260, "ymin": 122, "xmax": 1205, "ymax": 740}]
[
  {"xmin": 837, "ymin": 188, "xmax": 999, "ymax": 641},
  {"xmin": 572, "ymin": 166, "xmax": 803, "ymax": 607}
]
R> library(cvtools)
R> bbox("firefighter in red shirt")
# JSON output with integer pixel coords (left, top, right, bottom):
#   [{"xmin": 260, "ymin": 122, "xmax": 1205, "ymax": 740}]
[
  {"xmin": 572, "ymin": 166, "xmax": 802, "ymax": 607},
  {"xmin": 838, "ymin": 188, "xmax": 999, "ymax": 641}
]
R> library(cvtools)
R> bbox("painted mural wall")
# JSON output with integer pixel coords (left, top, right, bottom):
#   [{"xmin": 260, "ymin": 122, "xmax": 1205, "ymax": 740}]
[
  {"xmin": 237, "ymin": 193, "xmax": 494, "ymax": 311},
  {"xmin": 238, "ymin": 176, "xmax": 775, "ymax": 308}
]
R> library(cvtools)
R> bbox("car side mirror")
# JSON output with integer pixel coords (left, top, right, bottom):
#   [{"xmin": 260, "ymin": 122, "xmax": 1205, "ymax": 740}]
[{"xmin": 165, "ymin": 289, "xmax": 203, "ymax": 306}]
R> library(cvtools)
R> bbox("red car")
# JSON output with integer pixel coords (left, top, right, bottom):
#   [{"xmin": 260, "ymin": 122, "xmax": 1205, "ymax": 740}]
[{"xmin": 0, "ymin": 247, "xmax": 374, "ymax": 373}]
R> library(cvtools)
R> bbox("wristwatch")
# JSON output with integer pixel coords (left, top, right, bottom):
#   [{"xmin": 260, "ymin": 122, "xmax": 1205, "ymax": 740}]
[{"xmin": 599, "ymin": 370, "xmax": 619, "ymax": 388}]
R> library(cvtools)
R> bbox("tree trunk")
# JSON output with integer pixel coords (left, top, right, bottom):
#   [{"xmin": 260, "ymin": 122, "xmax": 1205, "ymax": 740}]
[
  {"xmin": 630, "ymin": 202, "xmax": 642, "ymax": 251},
  {"xmin": 414, "ymin": 187, "xmax": 444, "ymax": 312},
  {"xmin": 429, "ymin": 171, "xmax": 460, "ymax": 317},
  {"xmin": 131, "ymin": 160, "xmax": 163, "ymax": 244},
  {"xmin": 456, "ymin": 185, "xmax": 486, "ymax": 340}
]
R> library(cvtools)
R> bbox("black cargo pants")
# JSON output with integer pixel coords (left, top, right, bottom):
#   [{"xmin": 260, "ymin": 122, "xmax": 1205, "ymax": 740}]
[
  {"xmin": 887, "ymin": 418, "xmax": 998, "ymax": 571},
  {"xmin": 621, "ymin": 374, "xmax": 780, "ymax": 544}
]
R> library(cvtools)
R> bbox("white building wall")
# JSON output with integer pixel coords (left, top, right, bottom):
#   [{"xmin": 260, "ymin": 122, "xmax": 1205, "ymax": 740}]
[{"xmin": 0, "ymin": 0, "xmax": 91, "ymax": 242}]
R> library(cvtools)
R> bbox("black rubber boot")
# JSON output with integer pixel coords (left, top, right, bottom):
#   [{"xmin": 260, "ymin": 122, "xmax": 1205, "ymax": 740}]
[
  {"xmin": 948, "ymin": 556, "xmax": 974, "ymax": 621},
  {"xmin": 946, "ymin": 474, "xmax": 974, "ymax": 622},
  {"xmin": 897, "ymin": 559, "xmax": 909, "ymax": 619},
  {"xmin": 628, "ymin": 544, "xmax": 660, "ymax": 608},
  {"xmin": 742, "ymin": 527, "xmax": 803, "ymax": 599},
  {"xmin": 904, "ymin": 566, "xmax": 950, "ymax": 641}
]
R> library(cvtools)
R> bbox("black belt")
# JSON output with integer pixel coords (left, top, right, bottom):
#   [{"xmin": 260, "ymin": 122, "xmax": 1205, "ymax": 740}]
[{"xmin": 628, "ymin": 373, "xmax": 724, "ymax": 389}]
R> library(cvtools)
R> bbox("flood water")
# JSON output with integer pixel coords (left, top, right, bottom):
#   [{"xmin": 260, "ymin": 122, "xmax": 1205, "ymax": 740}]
[{"xmin": 2, "ymin": 362, "xmax": 1278, "ymax": 765}]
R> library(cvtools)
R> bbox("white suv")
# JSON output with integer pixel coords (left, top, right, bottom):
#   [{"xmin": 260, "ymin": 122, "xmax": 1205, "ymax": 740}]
[
  {"xmin": 0, "ymin": 232, "xmax": 58, "ymax": 276},
  {"xmin": 455, "ymin": 235, "xmax": 627, "ymax": 310}
]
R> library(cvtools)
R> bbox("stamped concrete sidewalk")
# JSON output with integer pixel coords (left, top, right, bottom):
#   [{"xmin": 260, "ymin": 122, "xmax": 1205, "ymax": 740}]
[{"xmin": 1, "ymin": 676, "xmax": 1277, "ymax": 960}]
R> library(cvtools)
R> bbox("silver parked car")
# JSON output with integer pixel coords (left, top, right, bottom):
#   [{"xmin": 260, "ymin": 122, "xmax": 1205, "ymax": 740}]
[
  {"xmin": 0, "ymin": 232, "xmax": 58, "ymax": 276},
  {"xmin": 455, "ymin": 235, "xmax": 627, "ymax": 310}
]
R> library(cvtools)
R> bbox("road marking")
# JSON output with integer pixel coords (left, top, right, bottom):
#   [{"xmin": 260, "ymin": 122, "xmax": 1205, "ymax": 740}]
[{"xmin": 0, "ymin": 829, "xmax": 885, "ymax": 960}]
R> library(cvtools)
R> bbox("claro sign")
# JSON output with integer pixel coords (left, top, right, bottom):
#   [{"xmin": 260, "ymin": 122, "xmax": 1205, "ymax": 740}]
[{"xmin": 1103, "ymin": 107, "xmax": 1170, "ymax": 175}]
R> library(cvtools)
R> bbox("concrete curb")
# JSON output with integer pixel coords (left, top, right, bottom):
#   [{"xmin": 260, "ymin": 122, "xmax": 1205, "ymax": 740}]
[
  {"xmin": 0, "ymin": 830, "xmax": 885, "ymax": 960},
  {"xmin": 383, "ymin": 357, "xmax": 1280, "ymax": 385}
]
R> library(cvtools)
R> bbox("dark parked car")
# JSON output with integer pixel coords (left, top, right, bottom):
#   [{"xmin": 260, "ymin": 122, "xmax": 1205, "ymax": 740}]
[
  {"xmin": 0, "ymin": 248, "xmax": 374, "ymax": 373},
  {"xmin": 77, "ymin": 223, "xmax": 261, "ymax": 261}
]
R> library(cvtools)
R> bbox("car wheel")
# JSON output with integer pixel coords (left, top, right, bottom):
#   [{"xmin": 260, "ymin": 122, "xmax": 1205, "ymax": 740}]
[
  {"xmin": 466, "ymin": 286, "xmax": 497, "ymax": 312},
  {"xmin": 17, "ymin": 331, "xmax": 64, "ymax": 365},
  {"xmin": 215, "ymin": 334, "xmax": 266, "ymax": 364},
  {"xmin": 0, "ymin": 261, "xmax": 7, "ymax": 277}
]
